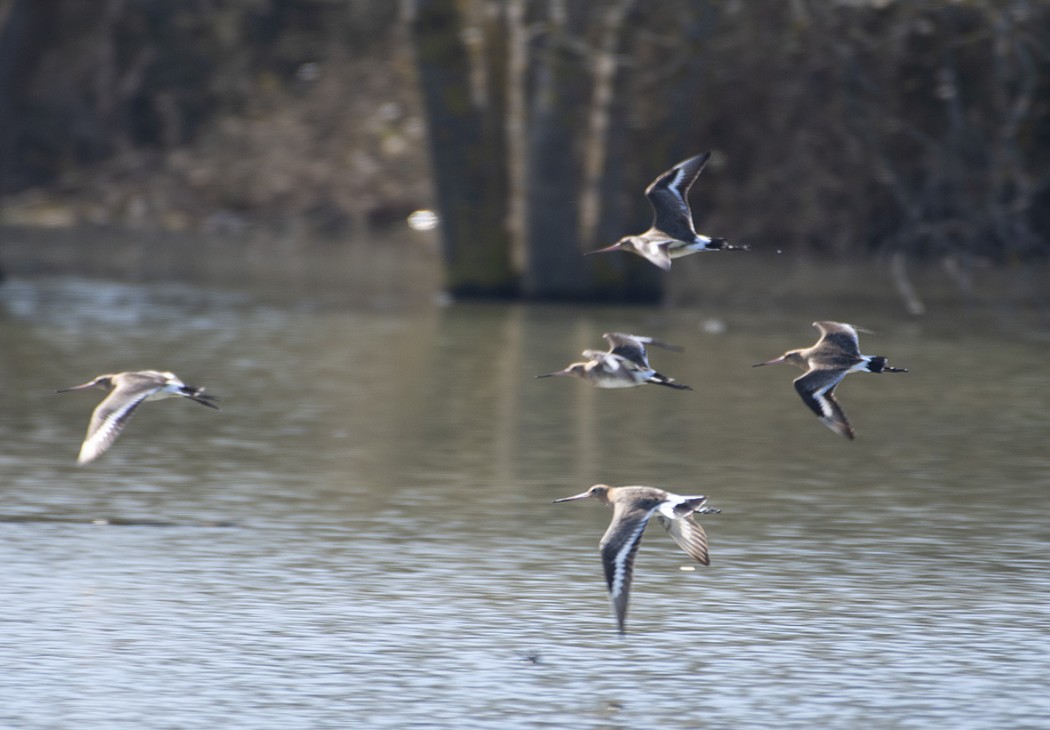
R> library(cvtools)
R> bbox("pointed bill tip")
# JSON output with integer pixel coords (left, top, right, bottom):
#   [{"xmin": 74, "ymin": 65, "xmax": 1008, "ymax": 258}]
[
  {"xmin": 752, "ymin": 356, "xmax": 784, "ymax": 367},
  {"xmin": 585, "ymin": 243, "xmax": 622, "ymax": 257},
  {"xmin": 57, "ymin": 382, "xmax": 94, "ymax": 393},
  {"xmin": 553, "ymin": 491, "xmax": 592, "ymax": 503}
]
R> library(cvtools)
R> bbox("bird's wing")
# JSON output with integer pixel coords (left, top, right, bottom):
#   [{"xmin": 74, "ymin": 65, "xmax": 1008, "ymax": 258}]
[
  {"xmin": 813, "ymin": 321, "xmax": 862, "ymax": 358},
  {"xmin": 636, "ymin": 242, "xmax": 674, "ymax": 271},
  {"xmin": 645, "ymin": 153, "xmax": 710, "ymax": 240},
  {"xmin": 602, "ymin": 333, "xmax": 651, "ymax": 369},
  {"xmin": 599, "ymin": 504, "xmax": 658, "ymax": 635},
  {"xmin": 656, "ymin": 513, "xmax": 710, "ymax": 566},
  {"xmin": 583, "ymin": 351, "xmax": 628, "ymax": 374},
  {"xmin": 633, "ymin": 335, "xmax": 683, "ymax": 354},
  {"xmin": 78, "ymin": 382, "xmax": 157, "ymax": 464},
  {"xmin": 604, "ymin": 332, "xmax": 682, "ymax": 366},
  {"xmin": 794, "ymin": 369, "xmax": 855, "ymax": 440}
]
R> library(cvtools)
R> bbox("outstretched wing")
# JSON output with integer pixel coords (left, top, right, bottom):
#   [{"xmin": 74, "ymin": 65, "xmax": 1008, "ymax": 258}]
[
  {"xmin": 603, "ymin": 332, "xmax": 682, "ymax": 370},
  {"xmin": 583, "ymin": 351, "xmax": 629, "ymax": 375},
  {"xmin": 794, "ymin": 369, "xmax": 855, "ymax": 440},
  {"xmin": 645, "ymin": 152, "xmax": 709, "ymax": 240},
  {"xmin": 657, "ymin": 512, "xmax": 710, "ymax": 565},
  {"xmin": 599, "ymin": 504, "xmax": 657, "ymax": 635},
  {"xmin": 78, "ymin": 384, "xmax": 156, "ymax": 464},
  {"xmin": 602, "ymin": 333, "xmax": 651, "ymax": 369},
  {"xmin": 637, "ymin": 241, "xmax": 675, "ymax": 271},
  {"xmin": 813, "ymin": 321, "xmax": 862, "ymax": 359}
]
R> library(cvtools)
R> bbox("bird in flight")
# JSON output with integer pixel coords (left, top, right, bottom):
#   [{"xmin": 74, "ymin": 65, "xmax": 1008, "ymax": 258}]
[
  {"xmin": 58, "ymin": 370, "xmax": 219, "ymax": 464},
  {"xmin": 537, "ymin": 332, "xmax": 691, "ymax": 390},
  {"xmin": 586, "ymin": 152, "xmax": 747, "ymax": 270},
  {"xmin": 753, "ymin": 321, "xmax": 907, "ymax": 440},
  {"xmin": 554, "ymin": 483, "xmax": 719, "ymax": 634}
]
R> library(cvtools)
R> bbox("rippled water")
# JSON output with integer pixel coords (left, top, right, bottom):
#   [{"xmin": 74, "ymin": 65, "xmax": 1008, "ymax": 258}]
[{"xmin": 1, "ymin": 275, "xmax": 1048, "ymax": 729}]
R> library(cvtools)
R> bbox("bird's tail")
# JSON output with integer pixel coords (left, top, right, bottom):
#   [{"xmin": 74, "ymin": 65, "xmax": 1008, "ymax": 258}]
[
  {"xmin": 866, "ymin": 356, "xmax": 908, "ymax": 374},
  {"xmin": 673, "ymin": 496, "xmax": 711, "ymax": 517},
  {"xmin": 183, "ymin": 386, "xmax": 221, "ymax": 409},
  {"xmin": 645, "ymin": 373, "xmax": 693, "ymax": 390}
]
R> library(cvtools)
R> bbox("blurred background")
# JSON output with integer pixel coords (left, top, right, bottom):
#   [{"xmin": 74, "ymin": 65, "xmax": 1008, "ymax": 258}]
[{"xmin": 1, "ymin": 0, "xmax": 1048, "ymax": 308}]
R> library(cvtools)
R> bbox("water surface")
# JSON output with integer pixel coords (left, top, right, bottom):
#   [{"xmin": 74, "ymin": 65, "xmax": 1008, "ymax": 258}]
[{"xmin": 1, "ymin": 275, "xmax": 1048, "ymax": 729}]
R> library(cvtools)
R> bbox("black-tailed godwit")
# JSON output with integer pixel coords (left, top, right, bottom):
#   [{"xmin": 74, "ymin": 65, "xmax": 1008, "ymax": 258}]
[
  {"xmin": 58, "ymin": 370, "xmax": 219, "ymax": 464},
  {"xmin": 753, "ymin": 321, "xmax": 907, "ymax": 440},
  {"xmin": 554, "ymin": 484, "xmax": 719, "ymax": 634},
  {"xmin": 536, "ymin": 332, "xmax": 691, "ymax": 390},
  {"xmin": 585, "ymin": 152, "xmax": 746, "ymax": 270}
]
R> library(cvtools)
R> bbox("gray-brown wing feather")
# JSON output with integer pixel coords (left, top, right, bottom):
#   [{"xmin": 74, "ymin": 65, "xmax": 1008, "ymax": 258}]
[
  {"xmin": 599, "ymin": 504, "xmax": 656, "ymax": 634},
  {"xmin": 639, "ymin": 243, "xmax": 674, "ymax": 271},
  {"xmin": 814, "ymin": 322, "xmax": 862, "ymax": 358},
  {"xmin": 603, "ymin": 332, "xmax": 682, "ymax": 370},
  {"xmin": 657, "ymin": 513, "xmax": 710, "ymax": 566},
  {"xmin": 645, "ymin": 153, "xmax": 709, "ymax": 240},
  {"xmin": 602, "ymin": 333, "xmax": 651, "ymax": 369},
  {"xmin": 794, "ymin": 369, "xmax": 855, "ymax": 440},
  {"xmin": 584, "ymin": 351, "xmax": 629, "ymax": 375},
  {"xmin": 78, "ymin": 384, "xmax": 156, "ymax": 464}
]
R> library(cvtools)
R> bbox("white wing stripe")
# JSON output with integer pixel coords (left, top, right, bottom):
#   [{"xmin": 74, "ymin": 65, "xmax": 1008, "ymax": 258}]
[{"xmin": 608, "ymin": 510, "xmax": 655, "ymax": 599}]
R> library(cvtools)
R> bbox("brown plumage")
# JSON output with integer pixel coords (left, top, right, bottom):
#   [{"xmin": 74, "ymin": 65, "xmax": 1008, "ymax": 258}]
[
  {"xmin": 58, "ymin": 370, "xmax": 219, "ymax": 464},
  {"xmin": 585, "ymin": 152, "xmax": 746, "ymax": 270},
  {"xmin": 536, "ymin": 332, "xmax": 691, "ymax": 390},
  {"xmin": 754, "ymin": 321, "xmax": 907, "ymax": 440},
  {"xmin": 554, "ymin": 484, "xmax": 718, "ymax": 634}
]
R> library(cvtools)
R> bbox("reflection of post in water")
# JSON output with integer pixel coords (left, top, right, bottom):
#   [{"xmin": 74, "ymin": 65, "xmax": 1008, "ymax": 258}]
[{"xmin": 490, "ymin": 305, "xmax": 524, "ymax": 485}]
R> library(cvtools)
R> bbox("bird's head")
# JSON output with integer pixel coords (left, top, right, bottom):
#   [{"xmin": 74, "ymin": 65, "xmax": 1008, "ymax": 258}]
[
  {"xmin": 536, "ymin": 362, "xmax": 587, "ymax": 380},
  {"xmin": 57, "ymin": 375, "xmax": 114, "ymax": 394},
  {"xmin": 753, "ymin": 350, "xmax": 806, "ymax": 370},
  {"xmin": 553, "ymin": 484, "xmax": 613, "ymax": 505}
]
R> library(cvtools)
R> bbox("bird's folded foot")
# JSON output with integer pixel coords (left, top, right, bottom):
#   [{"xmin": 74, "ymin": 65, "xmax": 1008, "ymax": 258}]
[{"xmin": 708, "ymin": 237, "xmax": 748, "ymax": 251}]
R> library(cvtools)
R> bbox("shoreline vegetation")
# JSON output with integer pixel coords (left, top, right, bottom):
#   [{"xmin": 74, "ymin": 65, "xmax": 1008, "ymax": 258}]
[{"xmin": 1, "ymin": 1, "xmax": 1047, "ymax": 305}]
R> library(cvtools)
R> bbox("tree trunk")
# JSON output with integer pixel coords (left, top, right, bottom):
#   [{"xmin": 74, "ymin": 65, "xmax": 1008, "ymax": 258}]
[
  {"xmin": 0, "ymin": 0, "xmax": 62, "ymax": 194},
  {"xmin": 409, "ymin": 0, "xmax": 516, "ymax": 298},
  {"xmin": 522, "ymin": 3, "xmax": 590, "ymax": 299},
  {"xmin": 583, "ymin": 1, "xmax": 663, "ymax": 302}
]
